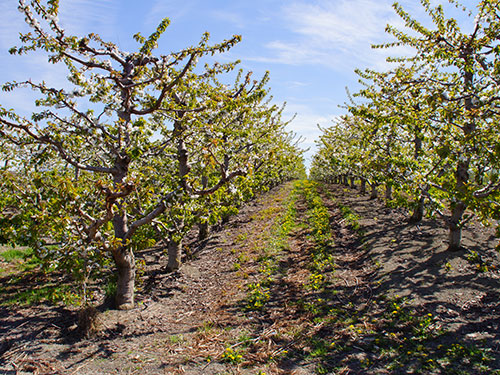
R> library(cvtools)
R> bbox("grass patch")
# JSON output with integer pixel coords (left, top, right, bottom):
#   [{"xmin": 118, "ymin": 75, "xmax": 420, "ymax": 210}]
[
  {"xmin": 0, "ymin": 246, "xmax": 41, "ymax": 277},
  {"xmin": 0, "ymin": 245, "xmax": 82, "ymax": 306},
  {"xmin": 1, "ymin": 281, "xmax": 80, "ymax": 306},
  {"xmin": 0, "ymin": 246, "xmax": 40, "ymax": 274},
  {"xmin": 0, "ymin": 246, "xmax": 33, "ymax": 262},
  {"xmin": 338, "ymin": 204, "xmax": 361, "ymax": 232}
]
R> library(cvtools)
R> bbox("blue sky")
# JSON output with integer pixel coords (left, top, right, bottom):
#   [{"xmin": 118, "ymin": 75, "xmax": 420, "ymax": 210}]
[{"xmin": 0, "ymin": 0, "xmax": 479, "ymax": 166}]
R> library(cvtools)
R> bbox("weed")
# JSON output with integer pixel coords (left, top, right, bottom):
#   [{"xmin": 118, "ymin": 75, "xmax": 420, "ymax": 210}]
[
  {"xmin": 221, "ymin": 346, "xmax": 244, "ymax": 364},
  {"xmin": 198, "ymin": 320, "xmax": 215, "ymax": 333},
  {"xmin": 338, "ymin": 204, "xmax": 361, "ymax": 232},
  {"xmin": 241, "ymin": 182, "xmax": 300, "ymax": 312},
  {"xmin": 166, "ymin": 334, "xmax": 184, "ymax": 344},
  {"xmin": 245, "ymin": 282, "xmax": 270, "ymax": 310},
  {"xmin": 235, "ymin": 233, "xmax": 248, "ymax": 243},
  {"xmin": 466, "ymin": 250, "xmax": 489, "ymax": 272},
  {"xmin": 0, "ymin": 246, "xmax": 40, "ymax": 274}
]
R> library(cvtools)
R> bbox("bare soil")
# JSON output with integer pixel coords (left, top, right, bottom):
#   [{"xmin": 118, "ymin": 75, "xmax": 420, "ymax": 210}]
[{"xmin": 1, "ymin": 181, "xmax": 500, "ymax": 374}]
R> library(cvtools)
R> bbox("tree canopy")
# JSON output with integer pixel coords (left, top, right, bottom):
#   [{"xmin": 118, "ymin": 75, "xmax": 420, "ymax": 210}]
[{"xmin": 0, "ymin": 0, "xmax": 304, "ymax": 309}]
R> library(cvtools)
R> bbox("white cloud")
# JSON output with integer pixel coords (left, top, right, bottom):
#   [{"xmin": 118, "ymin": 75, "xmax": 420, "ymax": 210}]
[
  {"xmin": 285, "ymin": 81, "xmax": 309, "ymax": 89},
  {"xmin": 146, "ymin": 0, "xmax": 195, "ymax": 28},
  {"xmin": 0, "ymin": 1, "xmax": 118, "ymax": 49},
  {"xmin": 288, "ymin": 0, "xmax": 390, "ymax": 46},
  {"xmin": 210, "ymin": 10, "xmax": 246, "ymax": 29},
  {"xmin": 254, "ymin": 0, "xmax": 412, "ymax": 71},
  {"xmin": 58, "ymin": 0, "xmax": 118, "ymax": 38},
  {"xmin": 0, "ymin": 0, "xmax": 117, "ymax": 115}
]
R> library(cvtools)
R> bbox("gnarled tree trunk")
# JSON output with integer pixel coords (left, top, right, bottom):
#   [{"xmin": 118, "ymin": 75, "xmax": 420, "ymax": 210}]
[
  {"xmin": 111, "ymin": 158, "xmax": 136, "ymax": 310},
  {"xmin": 113, "ymin": 247, "xmax": 136, "ymax": 310},
  {"xmin": 198, "ymin": 175, "xmax": 209, "ymax": 241}
]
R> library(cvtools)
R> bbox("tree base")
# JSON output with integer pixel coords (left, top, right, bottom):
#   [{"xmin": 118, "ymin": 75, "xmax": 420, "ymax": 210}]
[
  {"xmin": 408, "ymin": 213, "xmax": 423, "ymax": 224},
  {"xmin": 117, "ymin": 302, "xmax": 135, "ymax": 310},
  {"xmin": 447, "ymin": 244, "xmax": 464, "ymax": 252}
]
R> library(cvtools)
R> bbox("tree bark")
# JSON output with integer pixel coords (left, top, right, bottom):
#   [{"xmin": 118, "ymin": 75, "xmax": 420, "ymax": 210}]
[
  {"xmin": 447, "ymin": 158, "xmax": 469, "ymax": 251},
  {"xmin": 360, "ymin": 178, "xmax": 367, "ymax": 194},
  {"xmin": 385, "ymin": 183, "xmax": 393, "ymax": 202},
  {"xmin": 408, "ymin": 196, "xmax": 425, "ymax": 224},
  {"xmin": 110, "ymin": 156, "xmax": 135, "ymax": 309},
  {"xmin": 198, "ymin": 222, "xmax": 209, "ymax": 241},
  {"xmin": 350, "ymin": 177, "xmax": 355, "ymax": 188},
  {"xmin": 198, "ymin": 175, "xmax": 209, "ymax": 241},
  {"xmin": 370, "ymin": 183, "xmax": 378, "ymax": 200},
  {"xmin": 167, "ymin": 238, "xmax": 182, "ymax": 271},
  {"xmin": 448, "ymin": 201, "xmax": 466, "ymax": 251},
  {"xmin": 113, "ymin": 247, "xmax": 136, "ymax": 309}
]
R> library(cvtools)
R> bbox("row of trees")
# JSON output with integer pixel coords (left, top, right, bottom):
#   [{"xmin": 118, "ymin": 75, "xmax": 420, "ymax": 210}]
[
  {"xmin": 0, "ymin": 0, "xmax": 305, "ymax": 309},
  {"xmin": 311, "ymin": 0, "xmax": 500, "ymax": 251}
]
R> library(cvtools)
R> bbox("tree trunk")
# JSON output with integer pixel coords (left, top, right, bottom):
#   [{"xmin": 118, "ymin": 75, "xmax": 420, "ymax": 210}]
[
  {"xmin": 167, "ymin": 238, "xmax": 182, "ymax": 271},
  {"xmin": 385, "ymin": 183, "xmax": 393, "ymax": 202},
  {"xmin": 370, "ymin": 183, "xmax": 378, "ymax": 200},
  {"xmin": 408, "ymin": 196, "xmax": 425, "ymax": 224},
  {"xmin": 446, "ymin": 62, "xmax": 473, "ymax": 251},
  {"xmin": 446, "ymin": 148, "xmax": 469, "ymax": 251},
  {"xmin": 198, "ymin": 222, "xmax": 209, "ymax": 241},
  {"xmin": 360, "ymin": 178, "xmax": 367, "ymax": 194},
  {"xmin": 111, "ymin": 178, "xmax": 135, "ymax": 309},
  {"xmin": 448, "ymin": 201, "xmax": 466, "ymax": 251},
  {"xmin": 198, "ymin": 176, "xmax": 209, "ymax": 241},
  {"xmin": 350, "ymin": 177, "xmax": 355, "ymax": 188},
  {"xmin": 113, "ymin": 248, "xmax": 136, "ymax": 310},
  {"xmin": 343, "ymin": 175, "xmax": 349, "ymax": 186}
]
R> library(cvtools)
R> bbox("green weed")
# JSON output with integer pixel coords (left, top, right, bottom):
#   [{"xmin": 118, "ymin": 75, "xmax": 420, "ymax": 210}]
[
  {"xmin": 221, "ymin": 346, "xmax": 244, "ymax": 364},
  {"xmin": 242, "ymin": 182, "xmax": 300, "ymax": 311}
]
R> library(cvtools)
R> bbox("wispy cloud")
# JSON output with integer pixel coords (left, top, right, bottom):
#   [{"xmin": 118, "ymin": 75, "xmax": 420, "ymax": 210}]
[
  {"xmin": 0, "ymin": 1, "xmax": 118, "ymax": 49},
  {"xmin": 146, "ymin": 0, "xmax": 195, "ymax": 28},
  {"xmin": 0, "ymin": 1, "xmax": 117, "ymax": 115},
  {"xmin": 0, "ymin": 2, "xmax": 27, "ymax": 50},
  {"xmin": 250, "ymin": 0, "xmax": 411, "ymax": 71},
  {"xmin": 59, "ymin": 0, "xmax": 118, "ymax": 38},
  {"xmin": 285, "ymin": 81, "xmax": 309, "ymax": 89},
  {"xmin": 209, "ymin": 10, "xmax": 247, "ymax": 29}
]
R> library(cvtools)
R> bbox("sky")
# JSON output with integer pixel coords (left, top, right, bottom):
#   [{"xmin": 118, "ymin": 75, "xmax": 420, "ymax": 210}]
[{"xmin": 0, "ymin": 0, "xmax": 480, "ymax": 167}]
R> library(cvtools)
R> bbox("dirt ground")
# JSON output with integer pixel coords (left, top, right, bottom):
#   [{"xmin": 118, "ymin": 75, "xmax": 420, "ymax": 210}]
[
  {"xmin": 328, "ymin": 184, "xmax": 500, "ymax": 351},
  {"xmin": 1, "ymin": 181, "xmax": 500, "ymax": 374}
]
